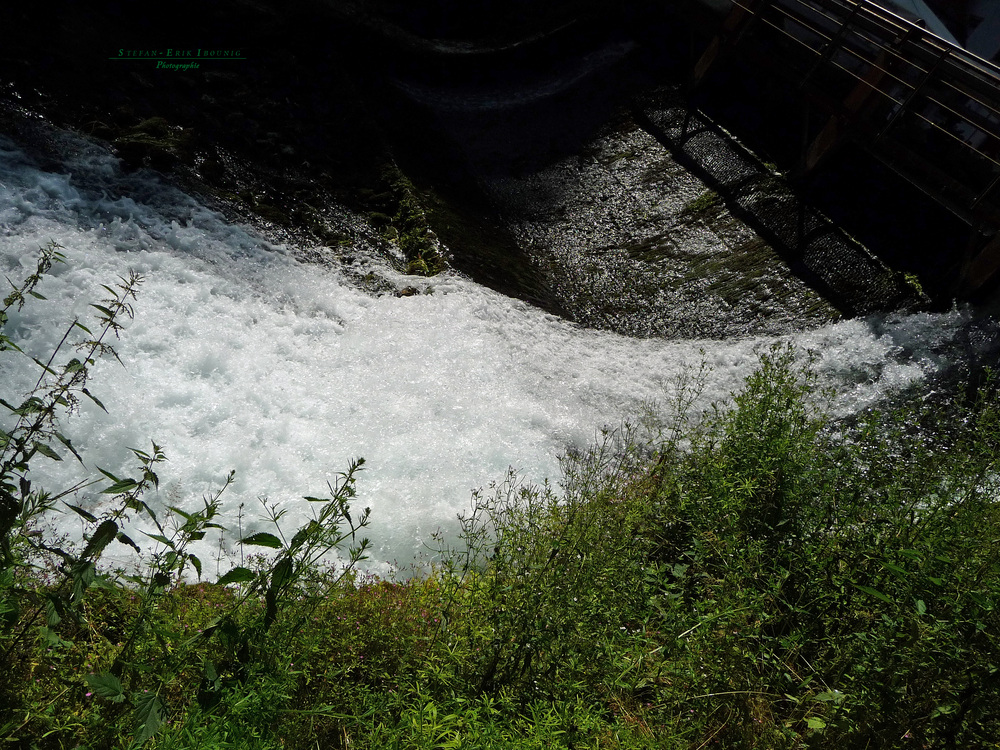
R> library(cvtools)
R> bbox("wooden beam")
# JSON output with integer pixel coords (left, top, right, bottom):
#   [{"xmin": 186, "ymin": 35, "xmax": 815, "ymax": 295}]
[
  {"xmin": 800, "ymin": 39, "xmax": 899, "ymax": 173},
  {"xmin": 691, "ymin": 0, "xmax": 772, "ymax": 88},
  {"xmin": 955, "ymin": 230, "xmax": 1000, "ymax": 296}
]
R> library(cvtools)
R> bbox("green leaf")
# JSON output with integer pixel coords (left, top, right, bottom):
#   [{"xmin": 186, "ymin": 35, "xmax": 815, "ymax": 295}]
[
  {"xmin": 82, "ymin": 520, "xmax": 119, "ymax": 561},
  {"xmin": 117, "ymin": 532, "xmax": 142, "ymax": 554},
  {"xmin": 13, "ymin": 397, "xmax": 44, "ymax": 415},
  {"xmin": 54, "ymin": 431, "xmax": 83, "ymax": 462},
  {"xmin": 73, "ymin": 320, "xmax": 93, "ymax": 335},
  {"xmin": 32, "ymin": 442, "xmax": 62, "ymax": 461},
  {"xmin": 806, "ymin": 717, "xmax": 827, "ymax": 730},
  {"xmin": 97, "ymin": 467, "xmax": 122, "ymax": 483},
  {"xmin": 970, "ymin": 592, "xmax": 994, "ymax": 610},
  {"xmin": 27, "ymin": 290, "xmax": 46, "ymax": 300},
  {"xmin": 44, "ymin": 593, "xmax": 67, "ymax": 626},
  {"xmin": 141, "ymin": 532, "xmax": 174, "ymax": 548},
  {"xmin": 853, "ymin": 584, "xmax": 892, "ymax": 604},
  {"xmin": 86, "ymin": 673, "xmax": 125, "ymax": 703},
  {"xmin": 270, "ymin": 555, "xmax": 294, "ymax": 591},
  {"xmin": 189, "ymin": 554, "xmax": 202, "ymax": 580},
  {"xmin": 29, "ymin": 356, "xmax": 58, "ymax": 377},
  {"xmin": 65, "ymin": 503, "xmax": 97, "ymax": 523},
  {"xmin": 82, "ymin": 388, "xmax": 107, "ymax": 412},
  {"xmin": 136, "ymin": 500, "xmax": 158, "ymax": 522},
  {"xmin": 132, "ymin": 691, "xmax": 165, "ymax": 743},
  {"xmin": 814, "ymin": 690, "xmax": 846, "ymax": 704},
  {"xmin": 217, "ymin": 567, "xmax": 254, "ymax": 585},
  {"xmin": 203, "ymin": 659, "xmax": 219, "ymax": 682},
  {"xmin": 291, "ymin": 520, "xmax": 320, "ymax": 549},
  {"xmin": 91, "ymin": 574, "xmax": 116, "ymax": 591},
  {"xmin": 882, "ymin": 562, "xmax": 908, "ymax": 581},
  {"xmin": 931, "ymin": 703, "xmax": 956, "ymax": 718},
  {"xmin": 101, "ymin": 478, "xmax": 139, "ymax": 495},
  {"xmin": 152, "ymin": 572, "xmax": 171, "ymax": 588},
  {"xmin": 90, "ymin": 304, "xmax": 115, "ymax": 318},
  {"xmin": 241, "ymin": 532, "xmax": 283, "ymax": 549},
  {"xmin": 39, "ymin": 626, "xmax": 71, "ymax": 649},
  {"xmin": 915, "ymin": 599, "xmax": 927, "ymax": 615}
]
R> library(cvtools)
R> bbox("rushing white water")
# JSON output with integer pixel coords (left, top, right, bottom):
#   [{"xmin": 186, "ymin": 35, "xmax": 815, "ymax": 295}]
[{"xmin": 0, "ymin": 128, "xmax": 976, "ymax": 575}]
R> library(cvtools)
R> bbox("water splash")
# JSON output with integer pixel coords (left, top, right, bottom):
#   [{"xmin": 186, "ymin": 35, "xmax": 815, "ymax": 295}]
[{"xmin": 0, "ymin": 130, "xmax": 976, "ymax": 574}]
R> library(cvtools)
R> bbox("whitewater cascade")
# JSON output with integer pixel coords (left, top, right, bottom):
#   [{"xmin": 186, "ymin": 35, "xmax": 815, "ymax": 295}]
[{"xmin": 0, "ymin": 128, "xmax": 976, "ymax": 575}]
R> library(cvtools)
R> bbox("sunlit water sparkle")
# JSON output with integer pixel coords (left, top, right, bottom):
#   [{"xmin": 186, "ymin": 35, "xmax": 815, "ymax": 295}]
[{"xmin": 0, "ymin": 130, "xmax": 973, "ymax": 575}]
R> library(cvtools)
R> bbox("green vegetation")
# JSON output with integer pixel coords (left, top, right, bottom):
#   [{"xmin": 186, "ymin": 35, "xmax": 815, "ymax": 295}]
[
  {"xmin": 903, "ymin": 272, "xmax": 928, "ymax": 300},
  {"xmin": 365, "ymin": 163, "xmax": 447, "ymax": 277},
  {"xmin": 678, "ymin": 189, "xmax": 721, "ymax": 221},
  {"xmin": 112, "ymin": 117, "xmax": 194, "ymax": 171},
  {"xmin": 2, "ymin": 246, "xmax": 999, "ymax": 748}
]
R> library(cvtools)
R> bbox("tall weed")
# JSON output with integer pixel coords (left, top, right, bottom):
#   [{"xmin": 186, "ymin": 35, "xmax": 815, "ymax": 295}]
[
  {"xmin": 3, "ymin": 245, "xmax": 999, "ymax": 748},
  {"xmin": 0, "ymin": 247, "xmax": 373, "ymax": 749}
]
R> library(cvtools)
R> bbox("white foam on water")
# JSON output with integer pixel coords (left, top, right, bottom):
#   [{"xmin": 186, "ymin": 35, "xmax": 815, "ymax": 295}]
[{"xmin": 0, "ymin": 131, "xmax": 973, "ymax": 574}]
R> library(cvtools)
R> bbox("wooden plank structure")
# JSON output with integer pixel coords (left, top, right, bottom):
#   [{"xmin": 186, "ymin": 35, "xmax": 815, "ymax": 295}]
[{"xmin": 689, "ymin": 0, "xmax": 1000, "ymax": 296}]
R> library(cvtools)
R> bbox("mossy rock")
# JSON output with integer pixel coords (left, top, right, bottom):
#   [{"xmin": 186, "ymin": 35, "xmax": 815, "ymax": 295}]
[
  {"xmin": 406, "ymin": 258, "xmax": 431, "ymax": 276},
  {"xmin": 254, "ymin": 202, "xmax": 289, "ymax": 224},
  {"xmin": 113, "ymin": 116, "xmax": 193, "ymax": 169},
  {"xmin": 370, "ymin": 161, "xmax": 448, "ymax": 276},
  {"xmin": 132, "ymin": 117, "xmax": 173, "ymax": 137},
  {"xmin": 678, "ymin": 190, "xmax": 722, "ymax": 221}
]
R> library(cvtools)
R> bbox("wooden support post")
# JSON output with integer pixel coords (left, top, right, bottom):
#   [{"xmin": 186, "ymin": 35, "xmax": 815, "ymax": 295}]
[
  {"xmin": 799, "ymin": 27, "xmax": 922, "ymax": 174},
  {"xmin": 798, "ymin": 62, "xmax": 887, "ymax": 172},
  {"xmin": 874, "ymin": 46, "xmax": 950, "ymax": 143},
  {"xmin": 691, "ymin": 0, "xmax": 771, "ymax": 89},
  {"xmin": 955, "ymin": 229, "xmax": 1000, "ymax": 297},
  {"xmin": 799, "ymin": 0, "xmax": 862, "ymax": 90}
]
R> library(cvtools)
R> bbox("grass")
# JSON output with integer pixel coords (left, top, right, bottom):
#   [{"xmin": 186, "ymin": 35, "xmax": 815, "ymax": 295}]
[{"xmin": 2, "ymin": 247, "xmax": 1000, "ymax": 748}]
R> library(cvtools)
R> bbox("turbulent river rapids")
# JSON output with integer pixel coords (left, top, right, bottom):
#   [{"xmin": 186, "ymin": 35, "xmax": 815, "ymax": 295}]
[{"xmin": 1, "ymin": 118, "xmax": 992, "ymax": 576}]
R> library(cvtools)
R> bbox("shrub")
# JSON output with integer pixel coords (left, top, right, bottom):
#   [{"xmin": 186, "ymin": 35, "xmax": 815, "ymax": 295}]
[
  {"xmin": 3, "ymin": 245, "xmax": 999, "ymax": 749},
  {"xmin": 0, "ymin": 246, "xmax": 372, "ymax": 749}
]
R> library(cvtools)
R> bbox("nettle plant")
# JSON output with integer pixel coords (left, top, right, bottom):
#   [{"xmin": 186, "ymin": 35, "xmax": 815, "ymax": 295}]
[
  {"xmin": 0, "ymin": 243, "xmax": 371, "ymax": 747},
  {"xmin": 0, "ymin": 241, "xmax": 144, "ymax": 575}
]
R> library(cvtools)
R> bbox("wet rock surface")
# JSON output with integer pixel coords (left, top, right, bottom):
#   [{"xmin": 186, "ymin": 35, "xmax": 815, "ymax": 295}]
[{"xmin": 477, "ymin": 106, "xmax": 844, "ymax": 338}]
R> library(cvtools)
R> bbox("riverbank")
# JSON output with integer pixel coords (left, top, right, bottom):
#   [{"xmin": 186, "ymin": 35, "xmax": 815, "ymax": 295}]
[{"xmin": 4, "ymin": 341, "xmax": 999, "ymax": 748}]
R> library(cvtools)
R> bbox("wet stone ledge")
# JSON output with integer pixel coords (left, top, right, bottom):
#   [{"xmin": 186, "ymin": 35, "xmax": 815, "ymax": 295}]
[{"xmin": 465, "ymin": 88, "xmax": 920, "ymax": 340}]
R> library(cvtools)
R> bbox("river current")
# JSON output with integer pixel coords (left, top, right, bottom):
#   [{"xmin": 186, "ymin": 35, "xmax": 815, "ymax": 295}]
[{"xmin": 0, "ymin": 125, "xmax": 979, "ymax": 575}]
